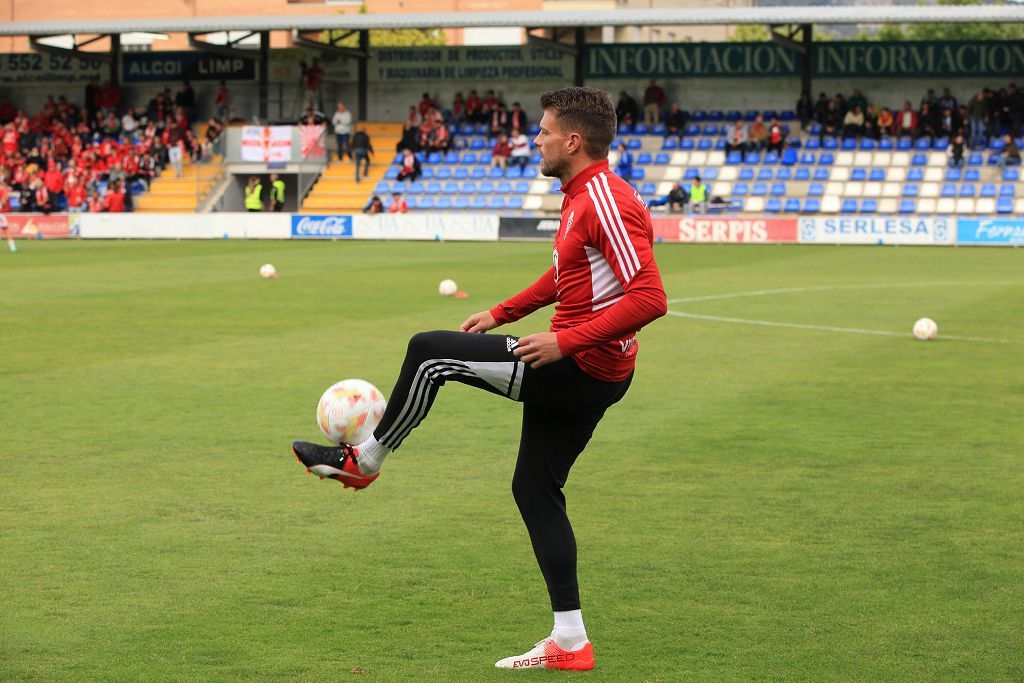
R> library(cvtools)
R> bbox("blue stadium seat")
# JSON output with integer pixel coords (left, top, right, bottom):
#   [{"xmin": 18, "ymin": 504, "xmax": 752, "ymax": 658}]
[
  {"xmin": 685, "ymin": 123, "xmax": 700, "ymax": 136},
  {"xmin": 907, "ymin": 168, "xmax": 924, "ymax": 181},
  {"xmin": 861, "ymin": 199, "xmax": 878, "ymax": 213},
  {"xmin": 732, "ymin": 183, "xmax": 749, "ymax": 196},
  {"xmin": 631, "ymin": 168, "xmax": 646, "ymax": 180},
  {"xmin": 530, "ymin": 152, "xmax": 541, "ymax": 164},
  {"xmin": 655, "ymin": 153, "xmax": 670, "ymax": 165},
  {"xmin": 469, "ymin": 138, "xmax": 485, "ymax": 150},
  {"xmin": 766, "ymin": 198, "xmax": 782, "ymax": 212},
  {"xmin": 822, "ymin": 137, "xmax": 838, "ymax": 150},
  {"xmin": 420, "ymin": 196, "xmax": 436, "ymax": 209},
  {"xmin": 757, "ymin": 168, "xmax": 773, "ymax": 181},
  {"xmin": 427, "ymin": 152, "xmax": 442, "ymax": 164},
  {"xmin": 461, "ymin": 152, "xmax": 477, "ymax": 165},
  {"xmin": 725, "ymin": 109, "xmax": 742, "ymax": 121},
  {"xmin": 686, "ymin": 168, "xmax": 701, "ymax": 180},
  {"xmin": 436, "ymin": 197, "xmax": 453, "ymax": 209},
  {"xmin": 480, "ymin": 152, "xmax": 494, "ymax": 164},
  {"xmin": 784, "ymin": 198, "xmax": 801, "ymax": 212},
  {"xmin": 818, "ymin": 153, "xmax": 834, "ymax": 166},
  {"xmin": 738, "ymin": 168, "xmax": 754, "ymax": 181},
  {"xmin": 627, "ymin": 139, "xmax": 642, "ymax": 150},
  {"xmin": 751, "ymin": 183, "xmax": 768, "ymax": 197},
  {"xmin": 990, "ymin": 138, "xmax": 1006, "ymax": 151},
  {"xmin": 941, "ymin": 184, "xmax": 957, "ymax": 198},
  {"xmin": 899, "ymin": 199, "xmax": 916, "ymax": 213},
  {"xmin": 454, "ymin": 167, "xmax": 469, "ymax": 180},
  {"xmin": 945, "ymin": 168, "xmax": 962, "ymax": 182},
  {"xmin": 702, "ymin": 124, "xmax": 719, "ymax": 136},
  {"xmin": 968, "ymin": 153, "xmax": 984, "ymax": 166},
  {"xmin": 897, "ymin": 137, "xmax": 913, "ymax": 150},
  {"xmin": 860, "ymin": 138, "xmax": 875, "ymax": 150},
  {"xmin": 392, "ymin": 152, "xmax": 404, "ymax": 164},
  {"xmin": 770, "ymin": 183, "xmax": 786, "ymax": 196},
  {"xmin": 470, "ymin": 196, "xmax": 487, "ymax": 209},
  {"xmin": 795, "ymin": 168, "xmax": 811, "ymax": 181},
  {"xmin": 680, "ymin": 138, "xmax": 695, "ymax": 150},
  {"xmin": 998, "ymin": 198, "xmax": 1014, "ymax": 213},
  {"xmin": 744, "ymin": 110, "xmax": 758, "ymax": 121},
  {"xmin": 878, "ymin": 138, "xmax": 894, "ymax": 150},
  {"xmin": 914, "ymin": 137, "xmax": 931, "ymax": 150},
  {"xmin": 549, "ymin": 181, "xmax": 561, "ymax": 194},
  {"xmin": 911, "ymin": 154, "xmax": 927, "ymax": 166},
  {"xmin": 454, "ymin": 196, "xmax": 470, "ymax": 209},
  {"xmin": 374, "ymin": 182, "xmax": 389, "ymax": 194},
  {"xmin": 780, "ymin": 111, "xmax": 796, "ymax": 122},
  {"xmin": 652, "ymin": 123, "xmax": 666, "ymax": 135},
  {"xmin": 903, "ymin": 184, "xmax": 920, "ymax": 197},
  {"xmin": 1003, "ymin": 168, "xmax": 1020, "ymax": 181},
  {"xmin": 528, "ymin": 124, "xmax": 540, "ymax": 136},
  {"xmin": 800, "ymin": 152, "xmax": 816, "ymax": 165},
  {"xmin": 384, "ymin": 168, "xmax": 399, "ymax": 180},
  {"xmin": 744, "ymin": 152, "xmax": 760, "ymax": 165},
  {"xmin": 470, "ymin": 167, "xmax": 486, "ymax": 179},
  {"xmin": 420, "ymin": 168, "xmax": 435, "ymax": 180},
  {"xmin": 634, "ymin": 123, "xmax": 649, "ymax": 135},
  {"xmin": 702, "ymin": 168, "xmax": 719, "ymax": 180},
  {"xmin": 776, "ymin": 168, "xmax": 792, "ymax": 181},
  {"xmin": 488, "ymin": 167, "xmax": 504, "ymax": 179},
  {"xmin": 488, "ymin": 196, "xmax": 506, "ymax": 209},
  {"xmin": 708, "ymin": 110, "xmax": 724, "ymax": 122},
  {"xmin": 406, "ymin": 182, "xmax": 424, "ymax": 194},
  {"xmin": 443, "ymin": 182, "xmax": 459, "ymax": 195},
  {"xmin": 1000, "ymin": 184, "xmax": 1016, "ymax": 197},
  {"xmin": 435, "ymin": 168, "xmax": 452, "ymax": 180},
  {"xmin": 960, "ymin": 184, "xmax": 976, "ymax": 198},
  {"xmin": 641, "ymin": 182, "xmax": 657, "ymax": 195},
  {"xmin": 804, "ymin": 138, "xmax": 821, "ymax": 151},
  {"xmin": 933, "ymin": 137, "xmax": 949, "ymax": 150},
  {"xmin": 507, "ymin": 196, "xmax": 524, "ymax": 210},
  {"xmin": 637, "ymin": 153, "xmax": 652, "ymax": 165},
  {"xmin": 980, "ymin": 184, "xmax": 997, "ymax": 198},
  {"xmin": 807, "ymin": 183, "xmax": 824, "ymax": 197},
  {"xmin": 523, "ymin": 168, "xmax": 538, "ymax": 179},
  {"xmin": 964, "ymin": 168, "xmax": 980, "ymax": 182},
  {"xmin": 841, "ymin": 138, "xmax": 857, "ymax": 150},
  {"xmin": 617, "ymin": 123, "xmax": 633, "ymax": 135},
  {"xmin": 781, "ymin": 150, "xmax": 798, "ymax": 166},
  {"xmin": 869, "ymin": 168, "xmax": 885, "ymax": 182},
  {"xmin": 813, "ymin": 168, "xmax": 829, "ymax": 181},
  {"xmin": 840, "ymin": 198, "xmax": 857, "ymax": 213},
  {"xmin": 661, "ymin": 138, "xmax": 679, "ymax": 150},
  {"xmin": 425, "ymin": 181, "xmax": 441, "ymax": 194},
  {"xmin": 697, "ymin": 138, "xmax": 713, "ymax": 151},
  {"xmin": 514, "ymin": 181, "xmax": 530, "ymax": 194},
  {"xmin": 763, "ymin": 152, "xmax": 780, "ymax": 164},
  {"xmin": 803, "ymin": 198, "xmax": 820, "ymax": 212},
  {"xmin": 726, "ymin": 151, "xmax": 743, "ymax": 164},
  {"xmin": 506, "ymin": 167, "xmax": 523, "ymax": 179},
  {"xmin": 691, "ymin": 110, "xmax": 707, "ymax": 122},
  {"xmin": 850, "ymin": 168, "xmax": 867, "ymax": 181},
  {"xmin": 460, "ymin": 182, "xmax": 477, "ymax": 194}
]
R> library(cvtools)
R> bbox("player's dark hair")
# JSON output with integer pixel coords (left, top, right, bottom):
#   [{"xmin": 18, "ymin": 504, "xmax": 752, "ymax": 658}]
[{"xmin": 540, "ymin": 87, "xmax": 616, "ymax": 159}]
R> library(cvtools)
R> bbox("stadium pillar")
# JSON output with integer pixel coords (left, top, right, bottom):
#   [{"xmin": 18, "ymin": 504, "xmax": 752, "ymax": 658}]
[
  {"xmin": 574, "ymin": 28, "xmax": 585, "ymax": 86},
  {"xmin": 259, "ymin": 31, "xmax": 269, "ymax": 121},
  {"xmin": 110, "ymin": 34, "xmax": 120, "ymax": 90},
  {"xmin": 358, "ymin": 30, "xmax": 369, "ymax": 121},
  {"xmin": 801, "ymin": 24, "xmax": 813, "ymax": 98}
]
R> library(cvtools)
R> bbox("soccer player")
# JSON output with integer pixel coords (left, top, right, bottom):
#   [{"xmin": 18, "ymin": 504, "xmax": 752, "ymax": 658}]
[
  {"xmin": 292, "ymin": 87, "xmax": 667, "ymax": 671},
  {"xmin": 0, "ymin": 213, "xmax": 14, "ymax": 253}
]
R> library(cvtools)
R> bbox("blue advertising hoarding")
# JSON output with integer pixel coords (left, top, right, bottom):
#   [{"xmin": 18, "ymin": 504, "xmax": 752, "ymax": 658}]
[
  {"xmin": 291, "ymin": 215, "xmax": 353, "ymax": 239},
  {"xmin": 957, "ymin": 219, "xmax": 1024, "ymax": 245}
]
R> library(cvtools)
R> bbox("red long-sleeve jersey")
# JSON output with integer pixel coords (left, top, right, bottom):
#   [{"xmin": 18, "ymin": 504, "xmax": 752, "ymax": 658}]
[{"xmin": 490, "ymin": 159, "xmax": 667, "ymax": 381}]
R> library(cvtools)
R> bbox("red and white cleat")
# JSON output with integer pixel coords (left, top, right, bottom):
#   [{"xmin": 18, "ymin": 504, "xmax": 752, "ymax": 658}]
[
  {"xmin": 494, "ymin": 637, "xmax": 595, "ymax": 671},
  {"xmin": 292, "ymin": 441, "xmax": 379, "ymax": 490}
]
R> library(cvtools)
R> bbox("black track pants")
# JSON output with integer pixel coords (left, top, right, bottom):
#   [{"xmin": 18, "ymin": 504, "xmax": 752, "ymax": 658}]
[{"xmin": 373, "ymin": 330, "xmax": 632, "ymax": 611}]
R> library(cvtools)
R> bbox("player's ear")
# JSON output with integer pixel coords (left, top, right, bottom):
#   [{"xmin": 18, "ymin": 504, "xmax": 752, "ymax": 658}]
[{"xmin": 566, "ymin": 132, "xmax": 582, "ymax": 155}]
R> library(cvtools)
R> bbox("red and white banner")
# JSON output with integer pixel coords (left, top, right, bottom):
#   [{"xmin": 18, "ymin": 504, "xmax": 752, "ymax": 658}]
[
  {"xmin": 1, "ymin": 213, "xmax": 73, "ymax": 238},
  {"xmin": 652, "ymin": 216, "xmax": 798, "ymax": 243},
  {"xmin": 240, "ymin": 125, "xmax": 292, "ymax": 163},
  {"xmin": 299, "ymin": 124, "xmax": 326, "ymax": 159}
]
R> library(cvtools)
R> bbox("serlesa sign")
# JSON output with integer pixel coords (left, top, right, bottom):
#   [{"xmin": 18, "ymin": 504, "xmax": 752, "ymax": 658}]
[{"xmin": 799, "ymin": 216, "xmax": 953, "ymax": 245}]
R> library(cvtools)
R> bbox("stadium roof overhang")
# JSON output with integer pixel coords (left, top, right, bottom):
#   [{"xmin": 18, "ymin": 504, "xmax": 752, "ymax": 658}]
[{"xmin": 2, "ymin": 5, "xmax": 1024, "ymax": 36}]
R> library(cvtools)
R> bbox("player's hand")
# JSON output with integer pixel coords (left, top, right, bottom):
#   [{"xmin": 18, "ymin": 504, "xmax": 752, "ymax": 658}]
[
  {"xmin": 461, "ymin": 310, "xmax": 499, "ymax": 333},
  {"xmin": 513, "ymin": 332, "xmax": 564, "ymax": 369}
]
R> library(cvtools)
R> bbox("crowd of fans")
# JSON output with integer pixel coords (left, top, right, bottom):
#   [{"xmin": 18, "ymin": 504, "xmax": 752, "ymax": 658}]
[{"xmin": 0, "ymin": 80, "xmax": 224, "ymax": 213}]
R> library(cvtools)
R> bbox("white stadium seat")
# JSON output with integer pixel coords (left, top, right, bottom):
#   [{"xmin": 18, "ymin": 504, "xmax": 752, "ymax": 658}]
[
  {"xmin": 888, "ymin": 167, "xmax": 907, "ymax": 182},
  {"xmin": 891, "ymin": 152, "xmax": 910, "ymax": 167},
  {"xmin": 935, "ymin": 198, "xmax": 955, "ymax": 214},
  {"xmin": 853, "ymin": 152, "xmax": 872, "ymax": 167},
  {"xmin": 657, "ymin": 181, "xmax": 674, "ymax": 195},
  {"xmin": 1017, "ymin": 198, "xmax": 1024, "ymax": 214},
  {"xmin": 718, "ymin": 166, "xmax": 738, "ymax": 181},
  {"xmin": 863, "ymin": 182, "xmax": 882, "ymax": 197},
  {"xmin": 706, "ymin": 151, "xmax": 725, "ymax": 166},
  {"xmin": 835, "ymin": 152, "xmax": 854, "ymax": 166},
  {"xmin": 917, "ymin": 198, "xmax": 937, "ymax": 213},
  {"xmin": 745, "ymin": 196, "xmax": 765, "ymax": 212},
  {"xmin": 844, "ymin": 182, "xmax": 864, "ymax": 197},
  {"xmin": 882, "ymin": 182, "xmax": 902, "ymax": 197},
  {"xmin": 664, "ymin": 166, "xmax": 683, "ymax": 181},
  {"xmin": 927, "ymin": 152, "xmax": 946, "ymax": 167},
  {"xmin": 670, "ymin": 152, "xmax": 689, "ymax": 166},
  {"xmin": 924, "ymin": 167, "xmax": 943, "ymax": 182},
  {"xmin": 821, "ymin": 195, "xmax": 841, "ymax": 213},
  {"xmin": 689, "ymin": 151, "xmax": 708, "ymax": 166},
  {"xmin": 873, "ymin": 152, "xmax": 892, "ymax": 167},
  {"xmin": 955, "ymin": 198, "xmax": 976, "ymax": 214},
  {"xmin": 531, "ymin": 180, "xmax": 549, "ymax": 194},
  {"xmin": 524, "ymin": 196, "xmax": 543, "ymax": 210},
  {"xmin": 826, "ymin": 181, "xmax": 845, "ymax": 196},
  {"xmin": 879, "ymin": 198, "xmax": 898, "ymax": 214},
  {"xmin": 975, "ymin": 198, "xmax": 996, "ymax": 215},
  {"xmin": 715, "ymin": 182, "xmax": 732, "ymax": 197},
  {"xmin": 831, "ymin": 167, "xmax": 850, "ymax": 182}
]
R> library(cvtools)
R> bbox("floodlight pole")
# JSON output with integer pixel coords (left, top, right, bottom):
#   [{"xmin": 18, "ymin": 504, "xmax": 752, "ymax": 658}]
[
  {"xmin": 575, "ymin": 27, "xmax": 585, "ymax": 86},
  {"xmin": 358, "ymin": 30, "xmax": 369, "ymax": 121},
  {"xmin": 259, "ymin": 30, "xmax": 269, "ymax": 121},
  {"xmin": 110, "ymin": 33, "xmax": 120, "ymax": 89},
  {"xmin": 770, "ymin": 23, "xmax": 814, "ymax": 99}
]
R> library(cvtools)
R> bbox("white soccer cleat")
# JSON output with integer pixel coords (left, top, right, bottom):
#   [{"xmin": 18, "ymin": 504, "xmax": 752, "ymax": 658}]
[{"xmin": 494, "ymin": 637, "xmax": 595, "ymax": 671}]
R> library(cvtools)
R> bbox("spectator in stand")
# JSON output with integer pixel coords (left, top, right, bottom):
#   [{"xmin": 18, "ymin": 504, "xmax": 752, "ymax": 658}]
[
  {"xmin": 489, "ymin": 104, "xmax": 509, "ymax": 139},
  {"xmin": 396, "ymin": 123, "xmax": 419, "ymax": 153},
  {"xmin": 87, "ymin": 190, "xmax": 104, "ymax": 213},
  {"xmin": 918, "ymin": 101, "xmax": 939, "ymax": 141},
  {"xmin": 920, "ymin": 88, "xmax": 936, "ymax": 109},
  {"xmin": 121, "ymin": 107, "xmax": 140, "ymax": 136},
  {"xmin": 396, "ymin": 148, "xmax": 421, "ymax": 183},
  {"xmin": 748, "ymin": 114, "xmax": 768, "ymax": 151},
  {"xmin": 877, "ymin": 107, "xmax": 895, "ymax": 137},
  {"xmin": 939, "ymin": 107, "xmax": 958, "ymax": 139},
  {"xmin": 104, "ymin": 180, "xmax": 127, "ymax": 212},
  {"xmin": 298, "ymin": 106, "xmax": 325, "ymax": 126},
  {"xmin": 107, "ymin": 161, "xmax": 126, "ymax": 190},
  {"xmin": 847, "ymin": 88, "xmax": 867, "ymax": 114},
  {"xmin": 491, "ymin": 133, "xmax": 511, "ymax": 173},
  {"xmin": 451, "ymin": 93, "xmax": 466, "ymax": 124},
  {"xmin": 834, "ymin": 93, "xmax": 848, "ymax": 117},
  {"xmin": 796, "ymin": 91, "xmax": 813, "ymax": 128},
  {"xmin": 896, "ymin": 101, "xmax": 918, "ymax": 138},
  {"xmin": 615, "ymin": 91, "xmax": 639, "ymax": 126},
  {"xmin": 947, "ymin": 134, "xmax": 966, "ymax": 168},
  {"xmin": 215, "ymin": 81, "xmax": 229, "ymax": 121},
  {"xmin": 389, "ymin": 191, "xmax": 408, "ymax": 214},
  {"xmin": 725, "ymin": 119, "xmax": 749, "ymax": 156},
  {"xmin": 508, "ymin": 102, "xmax": 528, "ymax": 136},
  {"xmin": 267, "ymin": 174, "xmax": 286, "ymax": 212},
  {"xmin": 363, "ymin": 195, "xmax": 384, "ymax": 214},
  {"xmin": 405, "ymin": 105, "xmax": 421, "ymax": 130},
  {"xmin": 647, "ymin": 181, "xmax": 688, "ymax": 212},
  {"xmin": 302, "ymin": 59, "xmax": 326, "ymax": 112},
  {"xmin": 244, "ymin": 176, "xmax": 263, "ymax": 212},
  {"xmin": 967, "ymin": 92, "xmax": 987, "ymax": 147},
  {"xmin": 85, "ymin": 79, "xmax": 100, "ymax": 125},
  {"xmin": 481, "ymin": 90, "xmax": 499, "ymax": 124},
  {"xmin": 65, "ymin": 176, "xmax": 86, "ymax": 211},
  {"xmin": 32, "ymin": 178, "xmax": 52, "ymax": 214},
  {"xmin": 0, "ymin": 96, "xmax": 16, "ymax": 124},
  {"xmin": 813, "ymin": 92, "xmax": 830, "ymax": 125},
  {"xmin": 863, "ymin": 105, "xmax": 879, "ymax": 140},
  {"xmin": 766, "ymin": 117, "xmax": 786, "ymax": 154},
  {"xmin": 664, "ymin": 103, "xmax": 687, "ymax": 138},
  {"xmin": 642, "ymin": 79, "xmax": 665, "ymax": 126},
  {"xmin": 418, "ymin": 92, "xmax": 435, "ymax": 118},
  {"xmin": 993, "ymin": 134, "xmax": 1021, "ymax": 168},
  {"xmin": 332, "ymin": 101, "xmax": 353, "ymax": 162},
  {"xmin": 508, "ymin": 128, "xmax": 531, "ymax": 171},
  {"xmin": 689, "ymin": 175, "xmax": 710, "ymax": 214},
  {"xmin": 842, "ymin": 105, "xmax": 864, "ymax": 138},
  {"xmin": 166, "ymin": 125, "xmax": 185, "ymax": 177},
  {"xmin": 431, "ymin": 122, "xmax": 452, "ymax": 153},
  {"xmin": 614, "ymin": 142, "xmax": 633, "ymax": 182},
  {"xmin": 99, "ymin": 81, "xmax": 120, "ymax": 116},
  {"xmin": 43, "ymin": 160, "xmax": 63, "ymax": 205},
  {"xmin": 465, "ymin": 90, "xmax": 483, "ymax": 124},
  {"xmin": 175, "ymin": 81, "xmax": 196, "ymax": 123},
  {"xmin": 939, "ymin": 87, "xmax": 958, "ymax": 114}
]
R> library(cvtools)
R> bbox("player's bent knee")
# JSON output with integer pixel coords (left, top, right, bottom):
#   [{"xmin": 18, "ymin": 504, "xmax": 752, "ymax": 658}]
[{"xmin": 406, "ymin": 330, "xmax": 447, "ymax": 361}]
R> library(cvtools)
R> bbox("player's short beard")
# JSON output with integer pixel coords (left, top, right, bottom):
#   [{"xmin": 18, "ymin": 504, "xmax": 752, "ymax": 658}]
[{"xmin": 540, "ymin": 152, "xmax": 568, "ymax": 180}]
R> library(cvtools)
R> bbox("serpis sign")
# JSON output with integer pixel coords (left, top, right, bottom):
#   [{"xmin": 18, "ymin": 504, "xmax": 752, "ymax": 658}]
[
  {"xmin": 956, "ymin": 219, "xmax": 1024, "ymax": 245},
  {"xmin": 291, "ymin": 215, "xmax": 353, "ymax": 238},
  {"xmin": 799, "ymin": 216, "xmax": 953, "ymax": 245}
]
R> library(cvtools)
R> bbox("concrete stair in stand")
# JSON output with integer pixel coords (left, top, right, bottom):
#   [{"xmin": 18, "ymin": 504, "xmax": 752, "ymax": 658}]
[{"xmin": 302, "ymin": 122, "xmax": 402, "ymax": 212}]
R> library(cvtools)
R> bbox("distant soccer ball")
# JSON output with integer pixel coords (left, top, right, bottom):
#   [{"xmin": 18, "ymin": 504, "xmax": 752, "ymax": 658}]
[
  {"xmin": 259, "ymin": 263, "xmax": 277, "ymax": 279},
  {"xmin": 438, "ymin": 279, "xmax": 458, "ymax": 297},
  {"xmin": 913, "ymin": 317, "xmax": 938, "ymax": 341},
  {"xmin": 317, "ymin": 379, "xmax": 387, "ymax": 445}
]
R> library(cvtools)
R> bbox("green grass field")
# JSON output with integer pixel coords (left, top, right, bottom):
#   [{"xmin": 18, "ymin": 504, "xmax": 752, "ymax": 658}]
[{"xmin": 2, "ymin": 239, "xmax": 1023, "ymax": 681}]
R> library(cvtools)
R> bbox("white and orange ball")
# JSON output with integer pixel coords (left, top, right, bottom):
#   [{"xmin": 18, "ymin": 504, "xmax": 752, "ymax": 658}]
[
  {"xmin": 259, "ymin": 263, "xmax": 277, "ymax": 279},
  {"xmin": 438, "ymin": 279, "xmax": 458, "ymax": 297},
  {"xmin": 317, "ymin": 379, "xmax": 387, "ymax": 445},
  {"xmin": 912, "ymin": 317, "xmax": 938, "ymax": 341}
]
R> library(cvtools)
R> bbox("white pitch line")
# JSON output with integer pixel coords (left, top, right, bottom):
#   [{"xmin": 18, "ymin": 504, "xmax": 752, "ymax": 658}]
[
  {"xmin": 665, "ymin": 310, "xmax": 1024, "ymax": 345},
  {"xmin": 667, "ymin": 281, "xmax": 1022, "ymax": 305}
]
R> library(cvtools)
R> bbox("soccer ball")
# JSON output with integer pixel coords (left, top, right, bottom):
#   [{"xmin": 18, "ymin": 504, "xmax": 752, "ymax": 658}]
[
  {"xmin": 913, "ymin": 317, "xmax": 938, "ymax": 341},
  {"xmin": 259, "ymin": 263, "xmax": 277, "ymax": 279},
  {"xmin": 317, "ymin": 379, "xmax": 387, "ymax": 445},
  {"xmin": 438, "ymin": 279, "xmax": 458, "ymax": 297}
]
